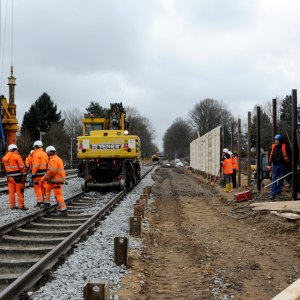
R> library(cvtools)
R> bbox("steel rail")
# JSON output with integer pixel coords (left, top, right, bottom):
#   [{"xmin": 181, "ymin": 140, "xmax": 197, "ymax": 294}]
[
  {"xmin": 0, "ymin": 164, "xmax": 155, "ymax": 300},
  {"xmin": 0, "ymin": 192, "xmax": 84, "ymax": 236}
]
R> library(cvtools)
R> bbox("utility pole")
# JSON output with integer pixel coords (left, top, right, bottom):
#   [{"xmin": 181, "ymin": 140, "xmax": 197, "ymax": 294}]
[{"xmin": 248, "ymin": 112, "xmax": 251, "ymax": 187}]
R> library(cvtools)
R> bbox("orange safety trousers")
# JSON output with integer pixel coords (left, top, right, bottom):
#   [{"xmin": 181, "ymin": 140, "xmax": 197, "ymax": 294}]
[
  {"xmin": 33, "ymin": 177, "xmax": 47, "ymax": 204},
  {"xmin": 44, "ymin": 183, "xmax": 67, "ymax": 211},
  {"xmin": 8, "ymin": 177, "xmax": 25, "ymax": 208}
]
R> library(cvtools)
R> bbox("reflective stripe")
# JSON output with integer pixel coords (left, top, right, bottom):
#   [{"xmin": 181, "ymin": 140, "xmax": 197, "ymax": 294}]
[
  {"xmin": 40, "ymin": 164, "xmax": 47, "ymax": 167},
  {"xmin": 32, "ymin": 165, "xmax": 39, "ymax": 168},
  {"xmin": 32, "ymin": 173, "xmax": 36, "ymax": 176},
  {"xmin": 49, "ymin": 177, "xmax": 65, "ymax": 182},
  {"xmin": 45, "ymin": 174, "xmax": 50, "ymax": 179},
  {"xmin": 37, "ymin": 169, "xmax": 47, "ymax": 174},
  {"xmin": 5, "ymin": 165, "xmax": 20, "ymax": 169},
  {"xmin": 49, "ymin": 167, "xmax": 64, "ymax": 172},
  {"xmin": 7, "ymin": 173, "xmax": 22, "ymax": 177},
  {"xmin": 58, "ymin": 202, "xmax": 66, "ymax": 207},
  {"xmin": 60, "ymin": 206, "xmax": 67, "ymax": 211},
  {"xmin": 19, "ymin": 164, "xmax": 25, "ymax": 168}
]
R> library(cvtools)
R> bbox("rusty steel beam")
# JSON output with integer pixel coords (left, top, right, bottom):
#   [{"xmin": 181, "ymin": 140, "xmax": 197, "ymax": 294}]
[
  {"xmin": 257, "ymin": 106, "xmax": 261, "ymax": 191},
  {"xmin": 83, "ymin": 280, "xmax": 109, "ymax": 300},
  {"xmin": 248, "ymin": 112, "xmax": 251, "ymax": 187},
  {"xmin": 129, "ymin": 216, "xmax": 142, "ymax": 238},
  {"xmin": 114, "ymin": 236, "xmax": 129, "ymax": 266},
  {"xmin": 238, "ymin": 118, "xmax": 241, "ymax": 187},
  {"xmin": 231, "ymin": 123, "xmax": 234, "ymax": 152},
  {"xmin": 292, "ymin": 89, "xmax": 298, "ymax": 200},
  {"xmin": 272, "ymin": 98, "xmax": 277, "ymax": 139}
]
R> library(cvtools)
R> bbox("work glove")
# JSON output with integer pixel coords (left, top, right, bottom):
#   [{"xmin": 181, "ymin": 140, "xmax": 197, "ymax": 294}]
[{"xmin": 268, "ymin": 165, "xmax": 272, "ymax": 171}]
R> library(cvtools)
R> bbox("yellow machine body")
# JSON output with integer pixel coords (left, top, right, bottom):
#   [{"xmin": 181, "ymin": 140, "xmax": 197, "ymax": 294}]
[{"xmin": 77, "ymin": 103, "xmax": 141, "ymax": 191}]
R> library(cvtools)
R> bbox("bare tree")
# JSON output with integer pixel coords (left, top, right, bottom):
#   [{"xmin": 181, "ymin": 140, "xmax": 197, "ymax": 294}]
[
  {"xmin": 163, "ymin": 118, "xmax": 195, "ymax": 158},
  {"xmin": 125, "ymin": 106, "xmax": 156, "ymax": 157},
  {"xmin": 62, "ymin": 107, "xmax": 84, "ymax": 160},
  {"xmin": 17, "ymin": 130, "xmax": 34, "ymax": 156},
  {"xmin": 43, "ymin": 120, "xmax": 69, "ymax": 158},
  {"xmin": 188, "ymin": 98, "xmax": 235, "ymax": 137}
]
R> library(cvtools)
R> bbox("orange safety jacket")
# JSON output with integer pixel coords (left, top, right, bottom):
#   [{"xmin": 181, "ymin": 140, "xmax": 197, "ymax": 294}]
[
  {"xmin": 32, "ymin": 148, "xmax": 48, "ymax": 177},
  {"xmin": 222, "ymin": 157, "xmax": 233, "ymax": 174},
  {"xmin": 2, "ymin": 151, "xmax": 27, "ymax": 177},
  {"xmin": 232, "ymin": 155, "xmax": 238, "ymax": 170},
  {"xmin": 41, "ymin": 154, "xmax": 66, "ymax": 183},
  {"xmin": 25, "ymin": 155, "xmax": 32, "ymax": 170},
  {"xmin": 269, "ymin": 143, "xmax": 290, "ymax": 163}
]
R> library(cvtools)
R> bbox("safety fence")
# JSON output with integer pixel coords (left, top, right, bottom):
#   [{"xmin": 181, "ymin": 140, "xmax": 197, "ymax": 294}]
[{"xmin": 190, "ymin": 126, "xmax": 222, "ymax": 178}]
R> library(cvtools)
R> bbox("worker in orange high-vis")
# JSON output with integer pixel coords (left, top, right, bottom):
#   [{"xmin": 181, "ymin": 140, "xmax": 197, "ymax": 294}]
[
  {"xmin": 25, "ymin": 150, "xmax": 34, "ymax": 186},
  {"xmin": 228, "ymin": 151, "xmax": 238, "ymax": 189},
  {"xmin": 41, "ymin": 146, "xmax": 68, "ymax": 214},
  {"xmin": 221, "ymin": 148, "xmax": 234, "ymax": 193},
  {"xmin": 2, "ymin": 144, "xmax": 28, "ymax": 210},
  {"xmin": 32, "ymin": 140, "xmax": 48, "ymax": 207}
]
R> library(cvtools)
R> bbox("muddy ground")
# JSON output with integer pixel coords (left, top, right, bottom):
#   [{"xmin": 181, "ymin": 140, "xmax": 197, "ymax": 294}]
[{"xmin": 118, "ymin": 166, "xmax": 300, "ymax": 300}]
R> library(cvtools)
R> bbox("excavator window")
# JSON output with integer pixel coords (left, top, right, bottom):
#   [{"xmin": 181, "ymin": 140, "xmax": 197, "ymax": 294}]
[{"xmin": 85, "ymin": 123, "xmax": 103, "ymax": 136}]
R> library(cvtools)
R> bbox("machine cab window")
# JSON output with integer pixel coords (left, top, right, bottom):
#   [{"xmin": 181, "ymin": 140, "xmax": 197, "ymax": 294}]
[{"xmin": 85, "ymin": 123, "xmax": 103, "ymax": 136}]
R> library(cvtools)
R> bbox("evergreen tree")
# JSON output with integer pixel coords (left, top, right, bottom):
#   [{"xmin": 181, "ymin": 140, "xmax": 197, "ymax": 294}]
[
  {"xmin": 279, "ymin": 95, "xmax": 292, "ymax": 124},
  {"xmin": 84, "ymin": 101, "xmax": 108, "ymax": 118},
  {"xmin": 21, "ymin": 93, "xmax": 61, "ymax": 140}
]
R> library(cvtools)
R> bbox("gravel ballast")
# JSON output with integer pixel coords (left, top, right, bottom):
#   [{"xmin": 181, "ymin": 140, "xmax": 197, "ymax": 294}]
[
  {"xmin": 31, "ymin": 166, "xmax": 155, "ymax": 300},
  {"xmin": 0, "ymin": 177, "xmax": 83, "ymax": 226}
]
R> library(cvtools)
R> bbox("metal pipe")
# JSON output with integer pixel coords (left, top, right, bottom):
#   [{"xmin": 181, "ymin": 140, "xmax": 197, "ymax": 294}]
[
  {"xmin": 248, "ymin": 112, "xmax": 251, "ymax": 187},
  {"xmin": 263, "ymin": 172, "xmax": 292, "ymax": 188},
  {"xmin": 231, "ymin": 123, "xmax": 234, "ymax": 152},
  {"xmin": 238, "ymin": 118, "xmax": 241, "ymax": 187},
  {"xmin": 292, "ymin": 89, "xmax": 298, "ymax": 200},
  {"xmin": 257, "ymin": 106, "xmax": 261, "ymax": 191},
  {"xmin": 272, "ymin": 98, "xmax": 277, "ymax": 139}
]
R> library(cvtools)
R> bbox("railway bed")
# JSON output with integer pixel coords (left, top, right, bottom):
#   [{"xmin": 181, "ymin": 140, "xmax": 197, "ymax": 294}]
[{"xmin": 0, "ymin": 164, "xmax": 156, "ymax": 300}]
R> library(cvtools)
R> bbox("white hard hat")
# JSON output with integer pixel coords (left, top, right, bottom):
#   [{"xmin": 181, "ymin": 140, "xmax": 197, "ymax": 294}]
[
  {"xmin": 223, "ymin": 148, "xmax": 228, "ymax": 153},
  {"xmin": 46, "ymin": 146, "xmax": 56, "ymax": 152},
  {"xmin": 228, "ymin": 151, "xmax": 232, "ymax": 155},
  {"xmin": 8, "ymin": 144, "xmax": 18, "ymax": 151},
  {"xmin": 30, "ymin": 150, "xmax": 33, "ymax": 155},
  {"xmin": 33, "ymin": 140, "xmax": 43, "ymax": 147}
]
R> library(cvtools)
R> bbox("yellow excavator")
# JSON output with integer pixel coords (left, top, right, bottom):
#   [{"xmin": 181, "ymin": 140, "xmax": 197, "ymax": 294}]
[{"xmin": 152, "ymin": 145, "xmax": 160, "ymax": 162}]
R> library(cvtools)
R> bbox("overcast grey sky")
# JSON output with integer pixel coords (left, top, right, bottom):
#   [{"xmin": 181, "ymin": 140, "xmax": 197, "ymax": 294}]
[{"xmin": 0, "ymin": 0, "xmax": 299, "ymax": 150}]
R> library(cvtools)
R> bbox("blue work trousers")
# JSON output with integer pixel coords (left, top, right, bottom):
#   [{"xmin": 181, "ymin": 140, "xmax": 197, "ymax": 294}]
[{"xmin": 270, "ymin": 164, "xmax": 286, "ymax": 196}]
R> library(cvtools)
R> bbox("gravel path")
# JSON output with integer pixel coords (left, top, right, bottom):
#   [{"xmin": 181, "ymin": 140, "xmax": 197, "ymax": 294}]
[
  {"xmin": 30, "ymin": 166, "xmax": 155, "ymax": 300},
  {"xmin": 0, "ymin": 177, "xmax": 83, "ymax": 226}
]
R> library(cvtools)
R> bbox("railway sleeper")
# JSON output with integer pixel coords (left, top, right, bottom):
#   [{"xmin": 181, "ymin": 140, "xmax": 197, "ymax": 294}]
[
  {"xmin": 0, "ymin": 235, "xmax": 65, "ymax": 246},
  {"xmin": 12, "ymin": 228, "xmax": 75, "ymax": 238}
]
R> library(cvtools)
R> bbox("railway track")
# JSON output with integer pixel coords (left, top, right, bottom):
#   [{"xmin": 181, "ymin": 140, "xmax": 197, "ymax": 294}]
[
  {"xmin": 0, "ymin": 164, "xmax": 156, "ymax": 300},
  {"xmin": 0, "ymin": 169, "xmax": 78, "ymax": 193}
]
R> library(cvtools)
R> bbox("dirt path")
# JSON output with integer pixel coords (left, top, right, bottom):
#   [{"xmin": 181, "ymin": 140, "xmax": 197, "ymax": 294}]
[{"xmin": 118, "ymin": 167, "xmax": 300, "ymax": 300}]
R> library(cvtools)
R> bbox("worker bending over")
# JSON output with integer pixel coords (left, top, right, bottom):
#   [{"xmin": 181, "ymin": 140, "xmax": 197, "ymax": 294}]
[
  {"xmin": 268, "ymin": 134, "xmax": 291, "ymax": 200},
  {"xmin": 25, "ymin": 150, "xmax": 34, "ymax": 186},
  {"xmin": 228, "ymin": 151, "xmax": 238, "ymax": 189},
  {"xmin": 41, "ymin": 146, "xmax": 68, "ymax": 214},
  {"xmin": 2, "ymin": 144, "xmax": 28, "ymax": 210},
  {"xmin": 32, "ymin": 141, "xmax": 48, "ymax": 207},
  {"xmin": 221, "ymin": 148, "xmax": 233, "ymax": 193}
]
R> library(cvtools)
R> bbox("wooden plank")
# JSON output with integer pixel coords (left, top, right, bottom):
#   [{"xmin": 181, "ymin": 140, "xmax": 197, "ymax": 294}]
[
  {"xmin": 270, "ymin": 211, "xmax": 300, "ymax": 220},
  {"xmin": 272, "ymin": 278, "xmax": 300, "ymax": 300},
  {"xmin": 251, "ymin": 201, "xmax": 300, "ymax": 211}
]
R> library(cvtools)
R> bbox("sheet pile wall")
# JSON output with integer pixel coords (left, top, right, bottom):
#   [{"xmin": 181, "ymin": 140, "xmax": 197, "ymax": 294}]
[{"xmin": 190, "ymin": 126, "xmax": 222, "ymax": 176}]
